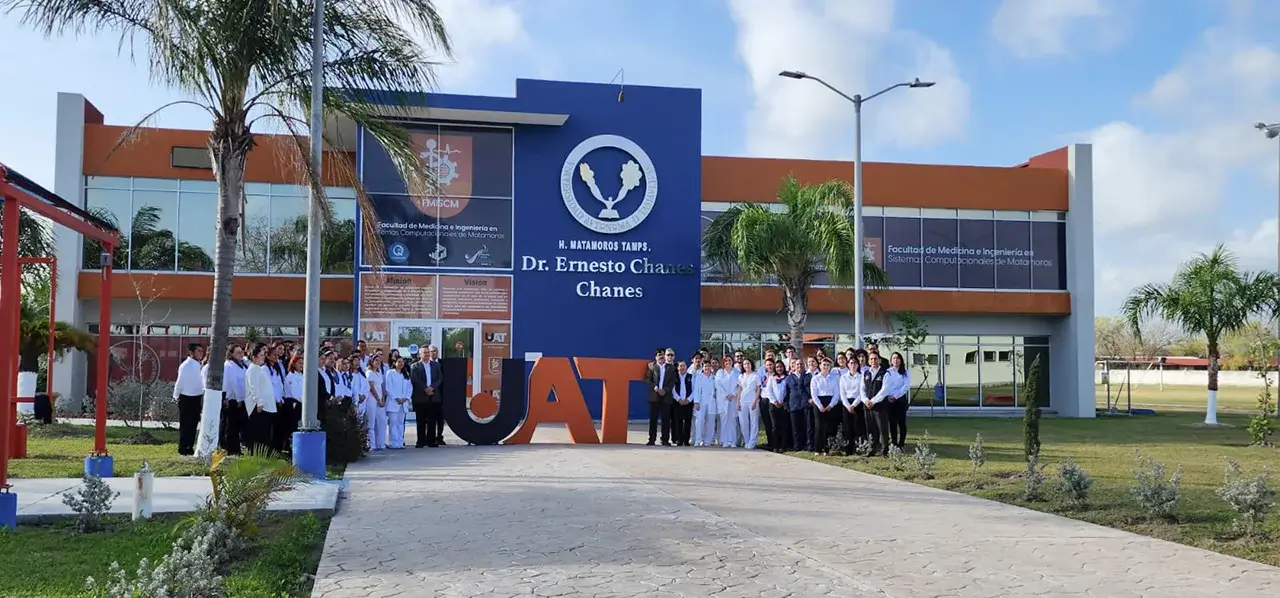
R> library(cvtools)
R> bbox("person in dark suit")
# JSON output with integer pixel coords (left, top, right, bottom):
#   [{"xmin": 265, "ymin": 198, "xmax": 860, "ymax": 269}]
[
  {"xmin": 782, "ymin": 359, "xmax": 809, "ymax": 452},
  {"xmin": 643, "ymin": 348, "xmax": 678, "ymax": 446},
  {"xmin": 669, "ymin": 360, "xmax": 695, "ymax": 446},
  {"xmin": 410, "ymin": 345, "xmax": 445, "ymax": 447}
]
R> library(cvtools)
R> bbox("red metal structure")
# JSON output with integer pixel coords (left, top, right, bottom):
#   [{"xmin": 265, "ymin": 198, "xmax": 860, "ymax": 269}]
[
  {"xmin": 0, "ymin": 163, "xmax": 119, "ymax": 492},
  {"xmin": 7, "ymin": 257, "xmax": 55, "ymax": 459}
]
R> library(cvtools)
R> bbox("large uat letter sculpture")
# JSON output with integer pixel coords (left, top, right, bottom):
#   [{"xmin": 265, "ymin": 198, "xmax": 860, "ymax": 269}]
[{"xmin": 440, "ymin": 357, "xmax": 649, "ymax": 445}]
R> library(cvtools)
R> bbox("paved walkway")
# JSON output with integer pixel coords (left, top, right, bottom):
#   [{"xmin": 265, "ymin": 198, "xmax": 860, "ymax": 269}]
[
  {"xmin": 312, "ymin": 426, "xmax": 1280, "ymax": 598},
  {"xmin": 11, "ymin": 476, "xmax": 341, "ymax": 523}
]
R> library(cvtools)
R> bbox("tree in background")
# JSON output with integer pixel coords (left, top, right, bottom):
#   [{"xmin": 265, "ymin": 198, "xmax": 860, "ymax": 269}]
[
  {"xmin": 1168, "ymin": 336, "xmax": 1209, "ymax": 358},
  {"xmin": 1121, "ymin": 245, "xmax": 1276, "ymax": 425},
  {"xmin": 6, "ymin": 0, "xmax": 453, "ymax": 457},
  {"xmin": 703, "ymin": 177, "xmax": 889, "ymax": 353},
  {"xmin": 1094, "ymin": 316, "xmax": 1179, "ymax": 360}
]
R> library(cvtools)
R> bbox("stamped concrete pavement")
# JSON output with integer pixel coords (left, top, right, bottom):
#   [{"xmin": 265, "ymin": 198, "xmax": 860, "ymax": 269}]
[{"xmin": 312, "ymin": 426, "xmax": 1280, "ymax": 598}]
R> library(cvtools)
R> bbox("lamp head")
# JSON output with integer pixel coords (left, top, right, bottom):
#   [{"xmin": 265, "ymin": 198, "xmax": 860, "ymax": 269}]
[
  {"xmin": 778, "ymin": 70, "xmax": 807, "ymax": 80},
  {"xmin": 1256, "ymin": 122, "xmax": 1270, "ymax": 130},
  {"xmin": 909, "ymin": 78, "xmax": 936, "ymax": 88},
  {"xmin": 1267, "ymin": 128, "xmax": 1279, "ymax": 139}
]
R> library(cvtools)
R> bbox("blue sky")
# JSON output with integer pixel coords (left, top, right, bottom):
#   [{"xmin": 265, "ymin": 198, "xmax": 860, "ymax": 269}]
[{"xmin": 1, "ymin": 0, "xmax": 1279, "ymax": 315}]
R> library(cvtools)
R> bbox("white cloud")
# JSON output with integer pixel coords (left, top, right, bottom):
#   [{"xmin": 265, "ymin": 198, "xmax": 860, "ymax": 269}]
[
  {"xmin": 726, "ymin": 0, "xmax": 968, "ymax": 160},
  {"xmin": 1087, "ymin": 24, "xmax": 1280, "ymax": 314},
  {"xmin": 990, "ymin": 0, "xmax": 1115, "ymax": 60},
  {"xmin": 403, "ymin": 0, "xmax": 534, "ymax": 92}
]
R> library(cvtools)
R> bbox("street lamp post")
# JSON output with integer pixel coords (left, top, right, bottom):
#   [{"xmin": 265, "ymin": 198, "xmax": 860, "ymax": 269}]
[
  {"xmin": 1257, "ymin": 121, "xmax": 1280, "ymax": 418},
  {"xmin": 778, "ymin": 71, "xmax": 934, "ymax": 348}
]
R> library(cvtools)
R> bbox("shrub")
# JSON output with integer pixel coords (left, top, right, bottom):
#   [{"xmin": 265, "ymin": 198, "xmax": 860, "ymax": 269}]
[
  {"xmin": 1022, "ymin": 355, "xmax": 1043, "ymax": 460},
  {"xmin": 149, "ymin": 392, "xmax": 181, "ymax": 430},
  {"xmin": 1023, "ymin": 452, "xmax": 1047, "ymax": 502},
  {"xmin": 55, "ymin": 393, "xmax": 86, "ymax": 418},
  {"xmin": 1247, "ymin": 375, "xmax": 1277, "ymax": 446},
  {"xmin": 886, "ymin": 444, "xmax": 908, "ymax": 471},
  {"xmin": 854, "ymin": 436, "xmax": 873, "ymax": 458},
  {"xmin": 106, "ymin": 377, "xmax": 173, "ymax": 428},
  {"xmin": 86, "ymin": 520, "xmax": 235, "ymax": 598},
  {"xmin": 1131, "ymin": 450, "xmax": 1183, "ymax": 518},
  {"xmin": 1056, "ymin": 458, "xmax": 1093, "ymax": 506},
  {"xmin": 191, "ymin": 450, "xmax": 307, "ymax": 538},
  {"xmin": 323, "ymin": 401, "xmax": 369, "ymax": 466},
  {"xmin": 827, "ymin": 427, "xmax": 846, "ymax": 454},
  {"xmin": 1215, "ymin": 458, "xmax": 1276, "ymax": 536},
  {"xmin": 968, "ymin": 433, "xmax": 986, "ymax": 475},
  {"xmin": 912, "ymin": 432, "xmax": 938, "ymax": 479},
  {"xmin": 61, "ymin": 474, "xmax": 119, "ymax": 533}
]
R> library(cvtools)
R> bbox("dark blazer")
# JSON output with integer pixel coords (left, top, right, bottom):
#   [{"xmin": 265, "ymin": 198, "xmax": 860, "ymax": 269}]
[
  {"xmin": 317, "ymin": 370, "xmax": 333, "ymax": 404},
  {"xmin": 783, "ymin": 374, "xmax": 808, "ymax": 412},
  {"xmin": 644, "ymin": 361, "xmax": 678, "ymax": 403},
  {"xmin": 672, "ymin": 372, "xmax": 694, "ymax": 402},
  {"xmin": 410, "ymin": 359, "xmax": 444, "ymax": 404}
]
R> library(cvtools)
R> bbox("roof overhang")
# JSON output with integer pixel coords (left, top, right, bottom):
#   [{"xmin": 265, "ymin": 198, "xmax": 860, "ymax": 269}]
[{"xmin": 324, "ymin": 105, "xmax": 569, "ymax": 151}]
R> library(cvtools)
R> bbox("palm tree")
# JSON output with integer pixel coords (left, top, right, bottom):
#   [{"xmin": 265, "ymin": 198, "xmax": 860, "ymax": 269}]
[
  {"xmin": 7, "ymin": 0, "xmax": 451, "ymax": 455},
  {"xmin": 17, "ymin": 274, "xmax": 95, "ymax": 399},
  {"xmin": 267, "ymin": 203, "xmax": 356, "ymax": 273},
  {"xmin": 0, "ymin": 206, "xmax": 54, "ymax": 281},
  {"xmin": 1121, "ymin": 244, "xmax": 1275, "ymax": 425},
  {"xmin": 702, "ymin": 176, "xmax": 889, "ymax": 353}
]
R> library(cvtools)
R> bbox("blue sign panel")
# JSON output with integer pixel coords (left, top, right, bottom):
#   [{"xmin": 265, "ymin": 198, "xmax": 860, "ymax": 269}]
[{"xmin": 357, "ymin": 79, "xmax": 703, "ymax": 419}]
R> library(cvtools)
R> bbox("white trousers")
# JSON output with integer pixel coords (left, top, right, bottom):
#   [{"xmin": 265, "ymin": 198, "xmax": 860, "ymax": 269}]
[
  {"xmin": 369, "ymin": 404, "xmax": 387, "ymax": 450},
  {"xmin": 386, "ymin": 410, "xmax": 406, "ymax": 448},
  {"xmin": 737, "ymin": 406, "xmax": 760, "ymax": 449},
  {"xmin": 696, "ymin": 408, "xmax": 718, "ymax": 446},
  {"xmin": 718, "ymin": 411, "xmax": 739, "ymax": 447}
]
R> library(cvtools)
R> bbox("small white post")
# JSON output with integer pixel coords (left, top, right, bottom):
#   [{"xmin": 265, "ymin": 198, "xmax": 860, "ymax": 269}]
[{"xmin": 132, "ymin": 462, "xmax": 154, "ymax": 520}]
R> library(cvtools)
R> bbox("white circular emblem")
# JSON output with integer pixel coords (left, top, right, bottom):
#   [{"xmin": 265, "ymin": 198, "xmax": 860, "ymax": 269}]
[{"xmin": 560, "ymin": 134, "xmax": 658, "ymax": 235}]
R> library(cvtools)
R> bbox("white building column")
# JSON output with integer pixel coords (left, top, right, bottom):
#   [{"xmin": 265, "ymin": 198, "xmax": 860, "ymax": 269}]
[
  {"xmin": 1051, "ymin": 143, "xmax": 1096, "ymax": 418},
  {"xmin": 51, "ymin": 93, "xmax": 88, "ymax": 404}
]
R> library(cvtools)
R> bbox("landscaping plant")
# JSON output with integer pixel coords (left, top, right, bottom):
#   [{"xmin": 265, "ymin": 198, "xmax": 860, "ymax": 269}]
[
  {"xmin": 193, "ymin": 450, "xmax": 307, "ymax": 538},
  {"xmin": 1022, "ymin": 355, "xmax": 1042, "ymax": 460},
  {"xmin": 1023, "ymin": 451, "xmax": 1047, "ymax": 502},
  {"xmin": 1056, "ymin": 458, "xmax": 1093, "ymax": 506},
  {"xmin": 323, "ymin": 401, "xmax": 370, "ymax": 466},
  {"xmin": 1131, "ymin": 450, "xmax": 1183, "ymax": 519},
  {"xmin": 86, "ymin": 520, "xmax": 234, "ymax": 598},
  {"xmin": 886, "ymin": 444, "xmax": 907, "ymax": 471},
  {"xmin": 968, "ymin": 433, "xmax": 986, "ymax": 475},
  {"xmin": 913, "ymin": 432, "xmax": 938, "ymax": 480},
  {"xmin": 61, "ymin": 474, "xmax": 119, "ymax": 533},
  {"xmin": 1215, "ymin": 458, "xmax": 1276, "ymax": 537}
]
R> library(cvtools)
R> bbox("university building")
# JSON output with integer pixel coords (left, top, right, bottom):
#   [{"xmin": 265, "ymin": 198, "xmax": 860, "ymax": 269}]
[{"xmin": 46, "ymin": 79, "xmax": 1094, "ymax": 419}]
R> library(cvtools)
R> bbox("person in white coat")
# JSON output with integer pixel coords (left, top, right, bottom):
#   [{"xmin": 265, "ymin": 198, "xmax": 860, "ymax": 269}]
[
  {"xmin": 366, "ymin": 355, "xmax": 387, "ymax": 451},
  {"xmin": 809, "ymin": 358, "xmax": 842, "ymax": 456},
  {"xmin": 764, "ymin": 359, "xmax": 790, "ymax": 451},
  {"xmin": 221, "ymin": 346, "xmax": 249, "ymax": 455},
  {"xmin": 736, "ymin": 358, "xmax": 762, "ymax": 450},
  {"xmin": 714, "ymin": 356, "xmax": 740, "ymax": 448},
  {"xmin": 885, "ymin": 352, "xmax": 912, "ymax": 450},
  {"xmin": 692, "ymin": 361, "xmax": 718, "ymax": 447},
  {"xmin": 838, "ymin": 350, "xmax": 867, "ymax": 455},
  {"xmin": 347, "ymin": 355, "xmax": 371, "ymax": 425},
  {"xmin": 244, "ymin": 343, "xmax": 277, "ymax": 453},
  {"xmin": 384, "ymin": 356, "xmax": 411, "ymax": 449}
]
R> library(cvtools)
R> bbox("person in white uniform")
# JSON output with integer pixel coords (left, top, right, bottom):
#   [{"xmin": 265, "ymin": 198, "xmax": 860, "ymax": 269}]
[
  {"xmin": 172, "ymin": 343, "xmax": 205, "ymax": 456},
  {"xmin": 692, "ymin": 361, "xmax": 717, "ymax": 447},
  {"xmin": 221, "ymin": 346, "xmax": 249, "ymax": 455},
  {"xmin": 838, "ymin": 351, "xmax": 867, "ymax": 455},
  {"xmin": 809, "ymin": 357, "xmax": 842, "ymax": 456},
  {"xmin": 365, "ymin": 355, "xmax": 387, "ymax": 451},
  {"xmin": 347, "ymin": 355, "xmax": 371, "ymax": 425},
  {"xmin": 736, "ymin": 358, "xmax": 762, "ymax": 450},
  {"xmin": 713, "ymin": 356, "xmax": 740, "ymax": 447},
  {"xmin": 244, "ymin": 343, "xmax": 277, "ymax": 453},
  {"xmin": 384, "ymin": 356, "xmax": 410, "ymax": 449}
]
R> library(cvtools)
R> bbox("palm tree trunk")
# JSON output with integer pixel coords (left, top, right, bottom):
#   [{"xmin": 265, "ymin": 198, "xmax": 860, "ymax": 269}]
[
  {"xmin": 782, "ymin": 284, "xmax": 808, "ymax": 354},
  {"xmin": 196, "ymin": 122, "xmax": 253, "ymax": 458},
  {"xmin": 1205, "ymin": 336, "xmax": 1221, "ymax": 425}
]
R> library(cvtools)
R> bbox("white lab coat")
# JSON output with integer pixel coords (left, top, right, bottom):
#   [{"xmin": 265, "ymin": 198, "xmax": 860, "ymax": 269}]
[
  {"xmin": 736, "ymin": 372, "xmax": 761, "ymax": 449},
  {"xmin": 713, "ymin": 369, "xmax": 740, "ymax": 447},
  {"xmin": 245, "ymin": 363, "xmax": 276, "ymax": 415},
  {"xmin": 172, "ymin": 357, "xmax": 203, "ymax": 398},
  {"xmin": 692, "ymin": 372, "xmax": 717, "ymax": 447},
  {"xmin": 366, "ymin": 369, "xmax": 387, "ymax": 450},
  {"xmin": 839, "ymin": 368, "xmax": 864, "ymax": 410},
  {"xmin": 884, "ymin": 369, "xmax": 911, "ymax": 403},
  {"xmin": 384, "ymin": 369, "xmax": 409, "ymax": 449},
  {"xmin": 284, "ymin": 371, "xmax": 303, "ymax": 400}
]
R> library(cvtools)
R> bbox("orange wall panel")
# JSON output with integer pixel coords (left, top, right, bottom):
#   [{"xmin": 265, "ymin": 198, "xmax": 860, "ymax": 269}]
[
  {"xmin": 701, "ymin": 285, "xmax": 1070, "ymax": 316},
  {"xmin": 701, "ymin": 156, "xmax": 1068, "ymax": 212},
  {"xmin": 79, "ymin": 272, "xmax": 354, "ymax": 303},
  {"xmin": 83, "ymin": 124, "xmax": 356, "ymax": 186}
]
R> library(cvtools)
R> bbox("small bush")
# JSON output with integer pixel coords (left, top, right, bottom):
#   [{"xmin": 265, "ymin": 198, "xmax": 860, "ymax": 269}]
[
  {"xmin": 1023, "ymin": 452, "xmax": 1047, "ymax": 502},
  {"xmin": 1056, "ymin": 458, "xmax": 1093, "ymax": 506},
  {"xmin": 1022, "ymin": 355, "xmax": 1043, "ymax": 460},
  {"xmin": 827, "ymin": 428, "xmax": 846, "ymax": 454},
  {"xmin": 55, "ymin": 393, "xmax": 85, "ymax": 418},
  {"xmin": 192, "ymin": 450, "xmax": 307, "ymax": 539},
  {"xmin": 87, "ymin": 519, "xmax": 235, "ymax": 598},
  {"xmin": 913, "ymin": 432, "xmax": 938, "ymax": 479},
  {"xmin": 150, "ymin": 394, "xmax": 181, "ymax": 430},
  {"xmin": 1215, "ymin": 458, "xmax": 1276, "ymax": 536},
  {"xmin": 968, "ymin": 433, "xmax": 986, "ymax": 475},
  {"xmin": 854, "ymin": 436, "xmax": 873, "ymax": 458},
  {"xmin": 106, "ymin": 377, "xmax": 173, "ymax": 428},
  {"xmin": 61, "ymin": 474, "xmax": 119, "ymax": 533},
  {"xmin": 322, "ymin": 401, "xmax": 368, "ymax": 466},
  {"xmin": 1131, "ymin": 450, "xmax": 1183, "ymax": 519},
  {"xmin": 886, "ymin": 444, "xmax": 908, "ymax": 471}
]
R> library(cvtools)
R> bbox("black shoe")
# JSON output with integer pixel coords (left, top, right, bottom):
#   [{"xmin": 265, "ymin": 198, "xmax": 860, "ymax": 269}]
[
  {"xmin": 437, "ymin": 439, "xmax": 447, "ymax": 446},
  {"xmin": 646, "ymin": 441, "xmax": 656, "ymax": 446},
  {"xmin": 661, "ymin": 441, "xmax": 671, "ymax": 446},
  {"xmin": 426, "ymin": 443, "xmax": 438, "ymax": 448}
]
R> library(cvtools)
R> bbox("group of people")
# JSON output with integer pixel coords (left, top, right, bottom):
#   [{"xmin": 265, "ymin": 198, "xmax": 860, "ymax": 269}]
[
  {"xmin": 170, "ymin": 338, "xmax": 449, "ymax": 457},
  {"xmin": 644, "ymin": 343, "xmax": 913, "ymax": 455}
]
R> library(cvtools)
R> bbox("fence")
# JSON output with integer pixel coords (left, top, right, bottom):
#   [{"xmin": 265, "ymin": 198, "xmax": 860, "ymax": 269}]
[{"xmin": 1094, "ymin": 368, "xmax": 1279, "ymax": 388}]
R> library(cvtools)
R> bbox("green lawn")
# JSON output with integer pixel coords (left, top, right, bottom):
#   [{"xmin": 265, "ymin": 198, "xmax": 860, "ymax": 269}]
[
  {"xmin": 1096, "ymin": 383, "xmax": 1261, "ymax": 414},
  {"xmin": 0, "ymin": 514, "xmax": 329, "ymax": 597},
  {"xmin": 13, "ymin": 425, "xmax": 207, "ymax": 479},
  {"xmin": 804, "ymin": 409, "xmax": 1280, "ymax": 566}
]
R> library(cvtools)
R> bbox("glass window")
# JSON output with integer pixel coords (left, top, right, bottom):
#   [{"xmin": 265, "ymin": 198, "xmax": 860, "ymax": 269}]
[
  {"xmin": 83, "ymin": 188, "xmax": 131, "ymax": 269},
  {"xmin": 1031, "ymin": 221, "xmax": 1067, "ymax": 290},
  {"xmin": 994, "ymin": 220, "xmax": 1032, "ymax": 289},
  {"xmin": 272, "ymin": 183, "xmax": 305, "ymax": 196},
  {"xmin": 129, "ymin": 190, "xmax": 179, "ymax": 271},
  {"xmin": 237, "ymin": 194, "xmax": 270, "ymax": 273},
  {"xmin": 179, "ymin": 179, "xmax": 218, "ymax": 192},
  {"xmin": 269, "ymin": 194, "xmax": 308, "ymax": 274},
  {"xmin": 725, "ymin": 333, "xmax": 762, "ymax": 363},
  {"xmin": 1016, "ymin": 345, "xmax": 1051, "ymax": 408},
  {"xmin": 433, "ymin": 197, "xmax": 513, "ymax": 270},
  {"xmin": 86, "ymin": 176, "xmax": 131, "ymax": 190},
  {"xmin": 921, "ymin": 218, "xmax": 958, "ymax": 288},
  {"xmin": 942, "ymin": 337, "xmax": 980, "ymax": 407},
  {"xmin": 438, "ymin": 126, "xmax": 514, "ymax": 199},
  {"xmin": 883, "ymin": 217, "xmax": 921, "ymax": 287},
  {"xmin": 957, "ymin": 219, "xmax": 995, "ymax": 289},
  {"xmin": 133, "ymin": 178, "xmax": 179, "ymax": 191},
  {"xmin": 904, "ymin": 335, "xmax": 940, "ymax": 406},
  {"xmin": 176, "ymin": 191, "xmax": 216, "ymax": 272},
  {"xmin": 980, "ymin": 340, "xmax": 1016, "ymax": 407},
  {"xmin": 323, "ymin": 196, "xmax": 357, "ymax": 274}
]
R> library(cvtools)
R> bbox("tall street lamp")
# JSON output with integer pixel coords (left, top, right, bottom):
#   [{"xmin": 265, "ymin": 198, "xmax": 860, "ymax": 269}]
[
  {"xmin": 1257, "ymin": 120, "xmax": 1280, "ymax": 403},
  {"xmin": 778, "ymin": 71, "xmax": 935, "ymax": 348}
]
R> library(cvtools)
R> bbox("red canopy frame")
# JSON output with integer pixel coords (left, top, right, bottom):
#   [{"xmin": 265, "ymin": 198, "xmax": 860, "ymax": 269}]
[
  {"xmin": 0, "ymin": 164, "xmax": 119, "ymax": 490},
  {"xmin": 16, "ymin": 257, "xmax": 57, "ymax": 400}
]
